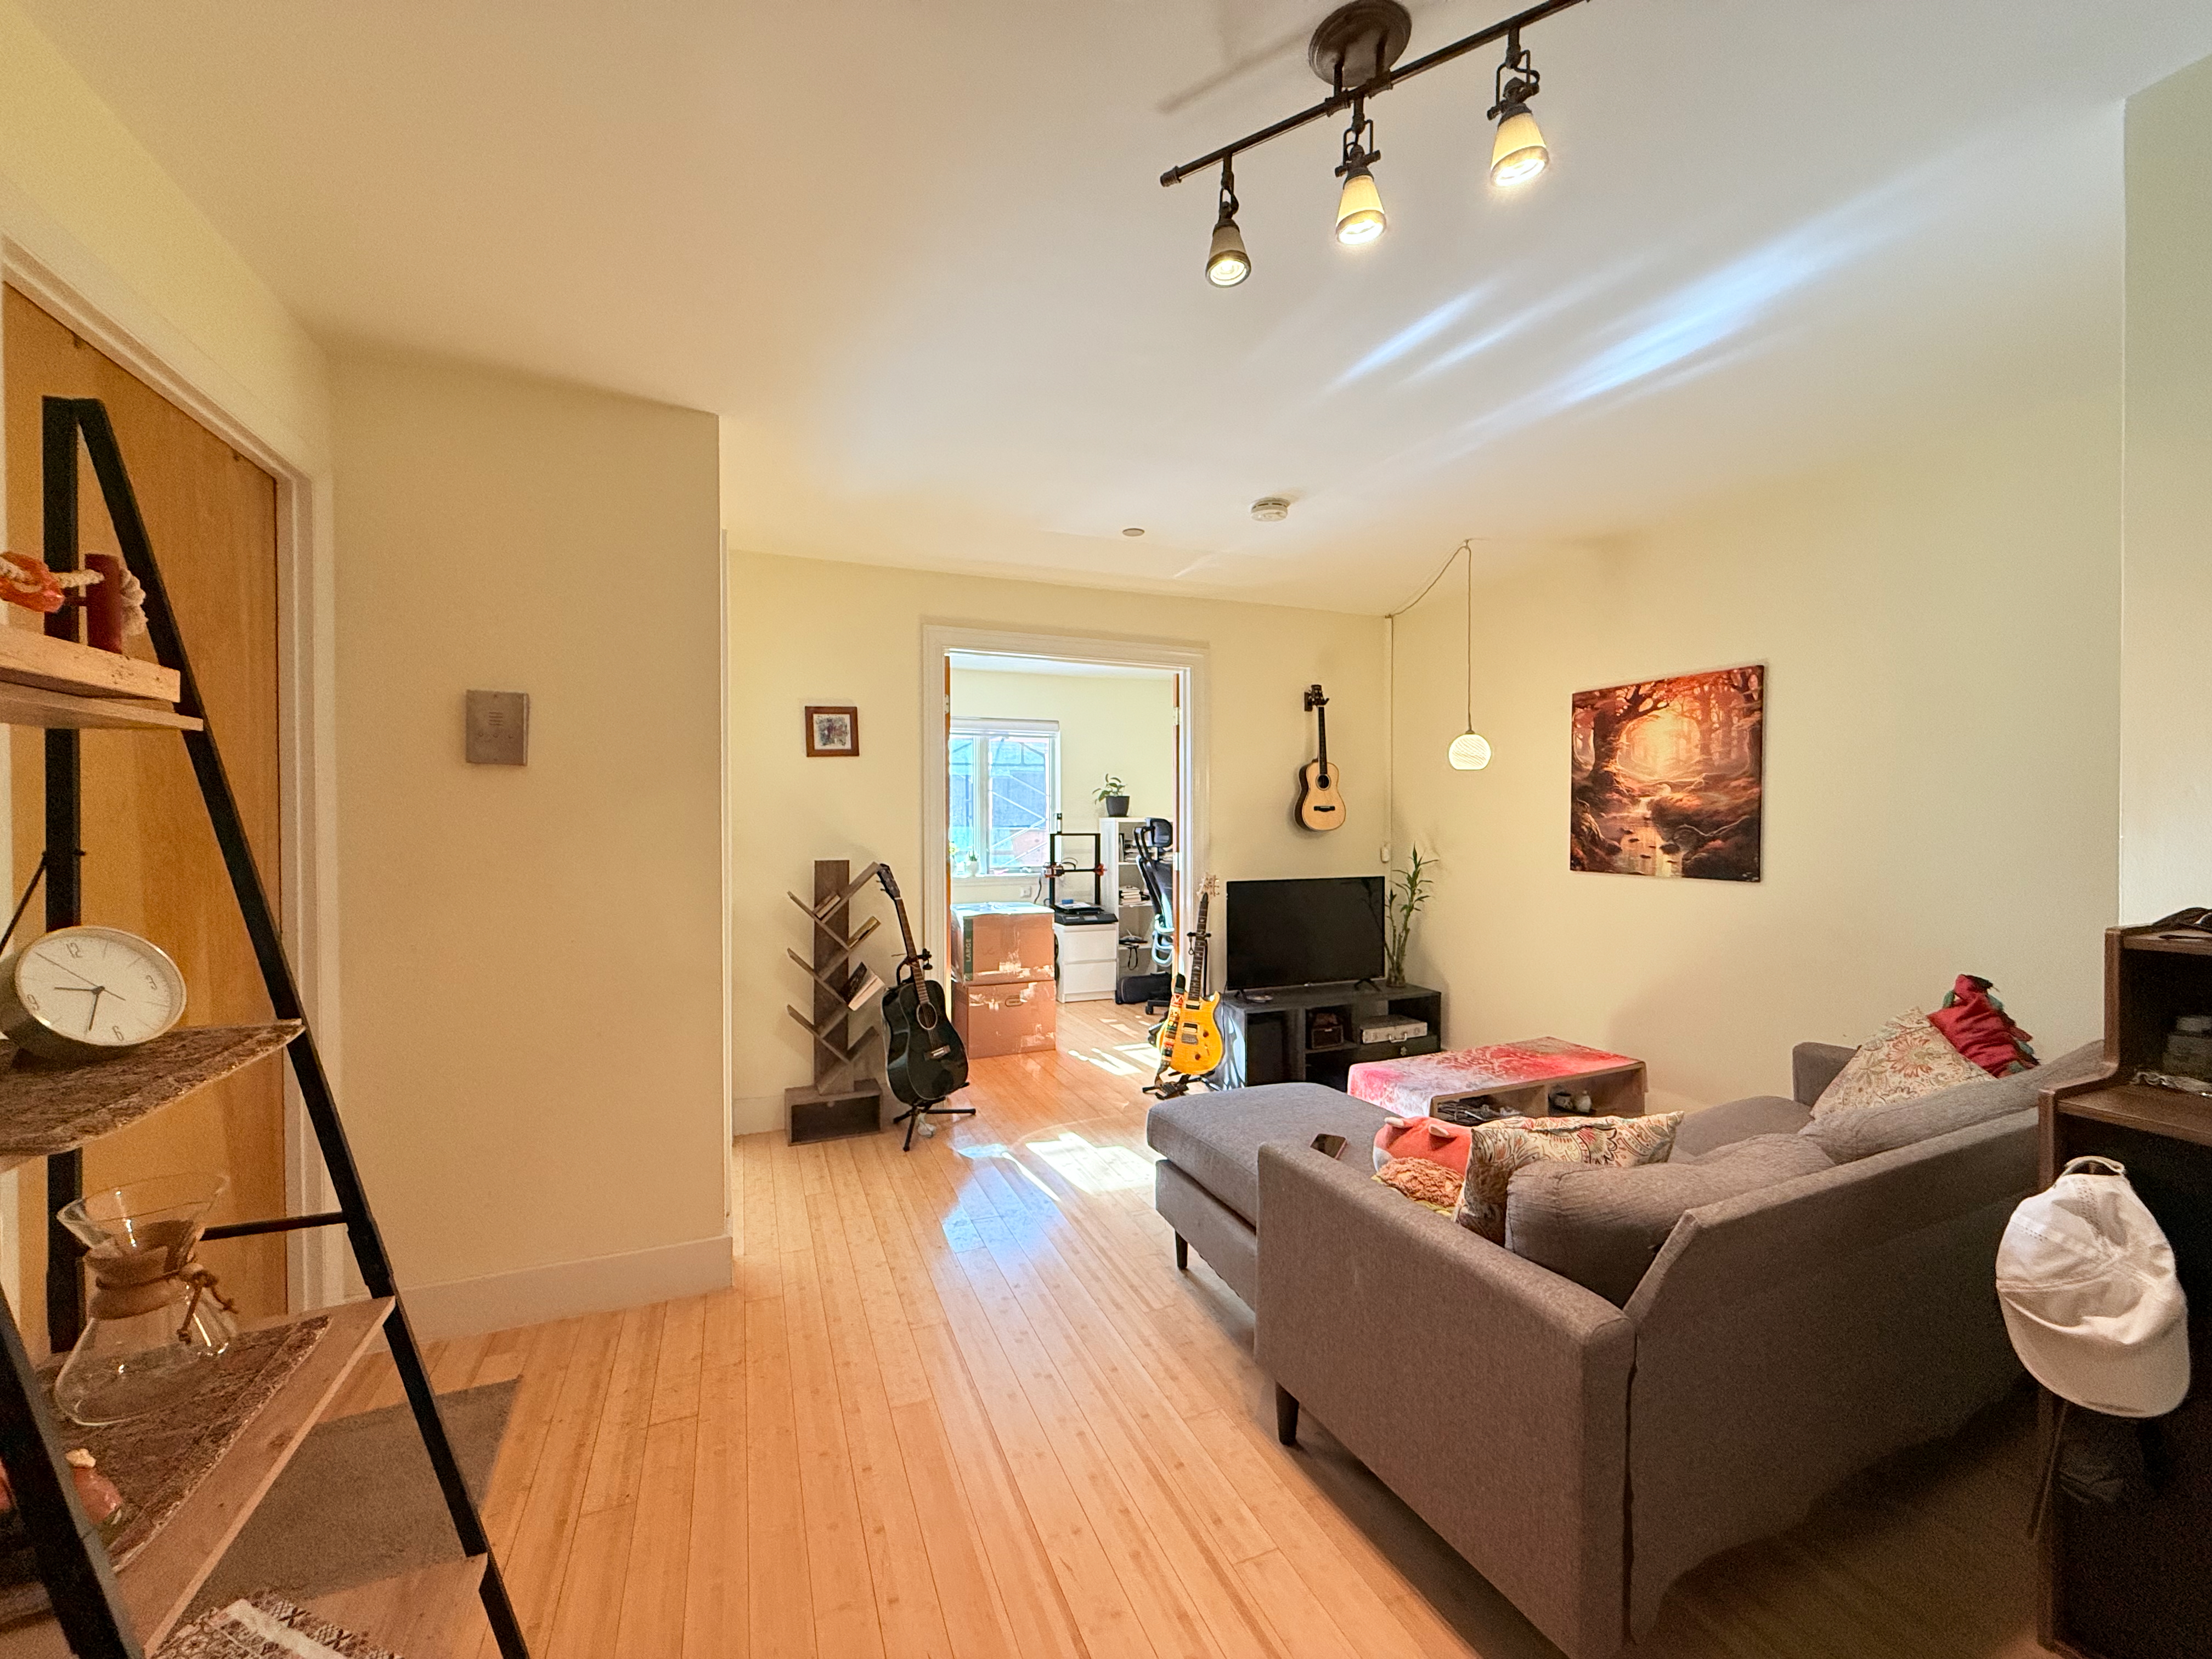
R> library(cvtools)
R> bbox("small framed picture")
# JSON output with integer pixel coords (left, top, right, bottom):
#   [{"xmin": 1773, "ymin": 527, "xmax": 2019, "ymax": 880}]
[{"xmin": 805, "ymin": 705, "xmax": 860, "ymax": 758}]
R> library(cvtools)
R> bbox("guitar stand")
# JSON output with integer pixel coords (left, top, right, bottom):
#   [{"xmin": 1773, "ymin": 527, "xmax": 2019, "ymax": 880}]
[{"xmin": 894, "ymin": 1095, "xmax": 975, "ymax": 1151}]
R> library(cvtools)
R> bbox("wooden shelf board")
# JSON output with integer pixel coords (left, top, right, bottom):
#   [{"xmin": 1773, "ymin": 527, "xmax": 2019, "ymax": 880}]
[
  {"xmin": 2056, "ymin": 1082, "xmax": 2212, "ymax": 1149},
  {"xmin": 304, "ymin": 1554, "xmax": 487, "ymax": 1656},
  {"xmin": 0, "ymin": 1297, "xmax": 393, "ymax": 1657},
  {"xmin": 2121, "ymin": 931, "xmax": 2212, "ymax": 957},
  {"xmin": 0, "ymin": 1023, "xmax": 302, "ymax": 1173},
  {"xmin": 0, "ymin": 681, "xmax": 199, "ymax": 732},
  {"xmin": 0, "ymin": 629, "xmax": 176, "ymax": 704}
]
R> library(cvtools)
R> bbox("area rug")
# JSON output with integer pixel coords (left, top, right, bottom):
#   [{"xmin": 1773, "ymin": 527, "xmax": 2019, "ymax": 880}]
[{"xmin": 187, "ymin": 1379, "xmax": 516, "ymax": 1622}]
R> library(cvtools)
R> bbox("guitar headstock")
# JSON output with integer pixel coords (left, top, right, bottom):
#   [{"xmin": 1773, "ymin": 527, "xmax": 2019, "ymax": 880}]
[
  {"xmin": 1303, "ymin": 684, "xmax": 1328, "ymax": 712},
  {"xmin": 876, "ymin": 865, "xmax": 902, "ymax": 900}
]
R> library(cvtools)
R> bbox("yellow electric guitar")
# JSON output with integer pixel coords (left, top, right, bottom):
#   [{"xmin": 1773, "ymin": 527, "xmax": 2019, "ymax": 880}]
[
  {"xmin": 1158, "ymin": 878, "xmax": 1224, "ymax": 1079},
  {"xmin": 1295, "ymin": 684, "xmax": 1346, "ymax": 832}
]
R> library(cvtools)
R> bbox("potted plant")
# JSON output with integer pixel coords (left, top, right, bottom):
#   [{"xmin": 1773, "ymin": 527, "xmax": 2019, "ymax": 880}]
[
  {"xmin": 1093, "ymin": 774, "xmax": 1131, "ymax": 817},
  {"xmin": 1385, "ymin": 846, "xmax": 1436, "ymax": 986}
]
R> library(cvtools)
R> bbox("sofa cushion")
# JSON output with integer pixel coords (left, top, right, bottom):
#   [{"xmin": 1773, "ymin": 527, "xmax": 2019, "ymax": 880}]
[
  {"xmin": 1145, "ymin": 1083, "xmax": 1387, "ymax": 1225},
  {"xmin": 1803, "ymin": 1039, "xmax": 2101, "ymax": 1163},
  {"xmin": 1812, "ymin": 1008, "xmax": 1988, "ymax": 1116},
  {"xmin": 1454, "ymin": 1114, "xmax": 1684, "ymax": 1243},
  {"xmin": 1673, "ymin": 1094, "xmax": 1811, "ymax": 1160},
  {"xmin": 1506, "ymin": 1133, "xmax": 1836, "ymax": 1306}
]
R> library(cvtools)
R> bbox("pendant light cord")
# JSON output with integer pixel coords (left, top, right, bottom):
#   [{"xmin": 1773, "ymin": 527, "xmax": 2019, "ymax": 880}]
[{"xmin": 1387, "ymin": 539, "xmax": 1478, "ymax": 729}]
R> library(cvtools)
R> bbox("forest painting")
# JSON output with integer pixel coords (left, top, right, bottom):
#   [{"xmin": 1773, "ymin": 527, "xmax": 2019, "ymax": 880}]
[{"xmin": 1571, "ymin": 665, "xmax": 1764, "ymax": 881}]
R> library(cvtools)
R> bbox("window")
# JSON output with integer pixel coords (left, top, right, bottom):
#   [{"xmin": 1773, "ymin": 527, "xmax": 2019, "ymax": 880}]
[{"xmin": 950, "ymin": 719, "xmax": 1059, "ymax": 876}]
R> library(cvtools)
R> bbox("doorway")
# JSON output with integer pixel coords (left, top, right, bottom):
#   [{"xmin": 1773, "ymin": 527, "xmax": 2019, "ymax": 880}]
[{"xmin": 919, "ymin": 627, "xmax": 1205, "ymax": 1064}]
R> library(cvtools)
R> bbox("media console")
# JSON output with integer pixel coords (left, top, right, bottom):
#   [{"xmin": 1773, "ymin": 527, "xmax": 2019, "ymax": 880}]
[{"xmin": 1214, "ymin": 980, "xmax": 1443, "ymax": 1091}]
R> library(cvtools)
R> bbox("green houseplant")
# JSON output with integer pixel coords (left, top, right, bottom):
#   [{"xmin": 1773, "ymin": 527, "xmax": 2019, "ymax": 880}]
[
  {"xmin": 1093, "ymin": 774, "xmax": 1131, "ymax": 817},
  {"xmin": 1385, "ymin": 847, "xmax": 1436, "ymax": 986}
]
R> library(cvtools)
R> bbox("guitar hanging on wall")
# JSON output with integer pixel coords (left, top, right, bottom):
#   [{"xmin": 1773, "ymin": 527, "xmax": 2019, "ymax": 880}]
[{"xmin": 1295, "ymin": 684, "xmax": 1346, "ymax": 832}]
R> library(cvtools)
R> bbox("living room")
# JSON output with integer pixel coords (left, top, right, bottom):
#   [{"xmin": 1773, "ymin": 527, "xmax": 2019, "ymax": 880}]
[{"xmin": 0, "ymin": 1, "xmax": 2205, "ymax": 1656}]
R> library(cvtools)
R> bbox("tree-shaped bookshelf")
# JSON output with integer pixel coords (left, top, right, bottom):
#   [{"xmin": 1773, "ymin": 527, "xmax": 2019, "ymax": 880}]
[{"xmin": 784, "ymin": 859, "xmax": 885, "ymax": 1143}]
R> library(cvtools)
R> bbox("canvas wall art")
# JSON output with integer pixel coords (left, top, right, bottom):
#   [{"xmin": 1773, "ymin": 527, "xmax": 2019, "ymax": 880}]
[{"xmin": 1570, "ymin": 665, "xmax": 1763, "ymax": 881}]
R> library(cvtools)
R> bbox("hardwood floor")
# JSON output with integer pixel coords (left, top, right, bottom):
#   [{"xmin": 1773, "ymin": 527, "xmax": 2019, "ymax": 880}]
[{"xmin": 321, "ymin": 998, "xmax": 2055, "ymax": 1658}]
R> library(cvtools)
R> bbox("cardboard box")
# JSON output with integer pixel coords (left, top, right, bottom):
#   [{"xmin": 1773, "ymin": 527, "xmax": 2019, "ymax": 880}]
[
  {"xmin": 953, "ymin": 978, "xmax": 1056, "ymax": 1058},
  {"xmin": 952, "ymin": 902, "xmax": 1055, "ymax": 983}
]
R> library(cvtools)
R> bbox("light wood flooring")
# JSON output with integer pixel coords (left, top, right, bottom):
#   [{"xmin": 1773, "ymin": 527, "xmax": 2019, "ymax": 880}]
[{"xmin": 320, "ymin": 998, "xmax": 2057, "ymax": 1658}]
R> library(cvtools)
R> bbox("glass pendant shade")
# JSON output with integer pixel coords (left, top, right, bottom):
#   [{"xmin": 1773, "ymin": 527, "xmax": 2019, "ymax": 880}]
[
  {"xmin": 1334, "ymin": 168, "xmax": 1387, "ymax": 244},
  {"xmin": 1489, "ymin": 105, "xmax": 1548, "ymax": 187},
  {"xmin": 1448, "ymin": 731, "xmax": 1492, "ymax": 770},
  {"xmin": 1206, "ymin": 219, "xmax": 1251, "ymax": 286}
]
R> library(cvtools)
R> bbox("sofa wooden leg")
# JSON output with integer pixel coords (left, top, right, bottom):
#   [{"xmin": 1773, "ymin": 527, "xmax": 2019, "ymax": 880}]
[
  {"xmin": 1275, "ymin": 1384, "xmax": 1300, "ymax": 1446},
  {"xmin": 1174, "ymin": 1234, "xmax": 1188, "ymax": 1272}
]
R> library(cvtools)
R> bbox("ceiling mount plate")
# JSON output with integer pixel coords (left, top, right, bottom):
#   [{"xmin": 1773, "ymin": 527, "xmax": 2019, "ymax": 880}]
[{"xmin": 1307, "ymin": 0, "xmax": 1414, "ymax": 91}]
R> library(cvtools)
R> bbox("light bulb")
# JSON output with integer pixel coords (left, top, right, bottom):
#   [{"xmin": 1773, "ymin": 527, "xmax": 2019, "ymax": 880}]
[
  {"xmin": 1448, "ymin": 731, "xmax": 1492, "ymax": 770},
  {"xmin": 1335, "ymin": 168, "xmax": 1387, "ymax": 245},
  {"xmin": 1206, "ymin": 219, "xmax": 1251, "ymax": 286},
  {"xmin": 1489, "ymin": 105, "xmax": 1548, "ymax": 187}
]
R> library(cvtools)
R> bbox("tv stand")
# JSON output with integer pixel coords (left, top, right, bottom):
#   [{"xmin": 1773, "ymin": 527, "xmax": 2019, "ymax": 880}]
[{"xmin": 1215, "ymin": 981, "xmax": 1443, "ymax": 1091}]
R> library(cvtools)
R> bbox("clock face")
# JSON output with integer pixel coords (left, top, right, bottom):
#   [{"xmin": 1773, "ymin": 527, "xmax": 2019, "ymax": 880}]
[{"xmin": 15, "ymin": 928, "xmax": 186, "ymax": 1049}]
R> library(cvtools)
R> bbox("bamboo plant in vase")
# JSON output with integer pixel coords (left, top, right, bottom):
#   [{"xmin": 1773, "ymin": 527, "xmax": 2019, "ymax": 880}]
[{"xmin": 1385, "ymin": 847, "xmax": 1436, "ymax": 986}]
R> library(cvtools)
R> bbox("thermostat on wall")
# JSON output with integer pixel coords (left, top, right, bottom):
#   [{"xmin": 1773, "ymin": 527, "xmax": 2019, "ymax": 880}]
[{"xmin": 466, "ymin": 690, "xmax": 529, "ymax": 765}]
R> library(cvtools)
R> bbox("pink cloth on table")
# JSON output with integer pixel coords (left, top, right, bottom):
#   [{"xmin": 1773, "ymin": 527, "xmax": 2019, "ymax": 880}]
[{"xmin": 1347, "ymin": 1038, "xmax": 1637, "ymax": 1118}]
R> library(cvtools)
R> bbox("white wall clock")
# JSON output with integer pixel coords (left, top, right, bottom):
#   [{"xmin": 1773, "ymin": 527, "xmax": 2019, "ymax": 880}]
[{"xmin": 0, "ymin": 927, "xmax": 188, "ymax": 1061}]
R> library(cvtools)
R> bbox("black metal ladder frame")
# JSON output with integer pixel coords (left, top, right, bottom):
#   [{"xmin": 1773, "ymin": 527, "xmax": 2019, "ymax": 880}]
[{"xmin": 0, "ymin": 396, "xmax": 530, "ymax": 1658}]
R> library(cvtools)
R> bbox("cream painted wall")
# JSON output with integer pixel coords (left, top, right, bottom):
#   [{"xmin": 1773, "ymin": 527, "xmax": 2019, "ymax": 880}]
[
  {"xmin": 2121, "ymin": 52, "xmax": 2212, "ymax": 919},
  {"xmin": 731, "ymin": 550, "xmax": 1385, "ymax": 1130},
  {"xmin": 333, "ymin": 352, "xmax": 727, "ymax": 1331},
  {"xmin": 1390, "ymin": 394, "xmax": 2123, "ymax": 1115},
  {"xmin": 949, "ymin": 666, "xmax": 1176, "ymax": 898}
]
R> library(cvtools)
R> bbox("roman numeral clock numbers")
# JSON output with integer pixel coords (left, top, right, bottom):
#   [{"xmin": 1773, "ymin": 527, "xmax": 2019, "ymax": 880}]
[{"xmin": 0, "ymin": 926, "xmax": 188, "ymax": 1063}]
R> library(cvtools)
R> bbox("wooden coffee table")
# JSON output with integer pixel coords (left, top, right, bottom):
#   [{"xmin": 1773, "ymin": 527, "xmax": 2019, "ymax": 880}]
[{"xmin": 1346, "ymin": 1037, "xmax": 1646, "ymax": 1120}]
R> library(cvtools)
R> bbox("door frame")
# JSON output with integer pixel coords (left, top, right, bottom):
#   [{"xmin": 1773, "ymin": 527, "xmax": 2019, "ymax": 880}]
[
  {"xmin": 919, "ymin": 623, "xmax": 1207, "ymax": 991},
  {"xmin": 0, "ymin": 236, "xmax": 342, "ymax": 1311}
]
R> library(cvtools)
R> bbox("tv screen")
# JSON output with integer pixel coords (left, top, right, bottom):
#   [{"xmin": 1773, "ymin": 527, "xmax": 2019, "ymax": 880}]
[{"xmin": 1224, "ymin": 877, "xmax": 1386, "ymax": 990}]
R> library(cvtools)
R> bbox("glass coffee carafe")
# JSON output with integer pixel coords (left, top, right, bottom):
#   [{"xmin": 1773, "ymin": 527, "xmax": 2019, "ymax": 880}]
[{"xmin": 53, "ymin": 1173, "xmax": 238, "ymax": 1426}]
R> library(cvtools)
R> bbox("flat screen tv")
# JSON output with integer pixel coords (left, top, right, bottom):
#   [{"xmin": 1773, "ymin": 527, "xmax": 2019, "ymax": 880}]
[{"xmin": 1223, "ymin": 876, "xmax": 1386, "ymax": 991}]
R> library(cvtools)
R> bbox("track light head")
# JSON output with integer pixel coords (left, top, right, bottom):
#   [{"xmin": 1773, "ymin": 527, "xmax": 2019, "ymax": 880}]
[
  {"xmin": 1334, "ymin": 104, "xmax": 1387, "ymax": 245},
  {"xmin": 1487, "ymin": 34, "xmax": 1549, "ymax": 187},
  {"xmin": 1205, "ymin": 163, "xmax": 1251, "ymax": 286}
]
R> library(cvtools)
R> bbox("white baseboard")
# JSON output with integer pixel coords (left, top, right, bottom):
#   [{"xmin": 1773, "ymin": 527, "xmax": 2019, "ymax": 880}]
[
  {"xmin": 733, "ymin": 1092, "xmax": 782, "ymax": 1138},
  {"xmin": 396, "ymin": 1232, "xmax": 735, "ymax": 1339}
]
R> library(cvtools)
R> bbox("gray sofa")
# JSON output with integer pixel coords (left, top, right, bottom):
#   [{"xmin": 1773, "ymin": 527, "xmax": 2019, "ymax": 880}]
[{"xmin": 1147, "ymin": 1042, "xmax": 2094, "ymax": 1659}]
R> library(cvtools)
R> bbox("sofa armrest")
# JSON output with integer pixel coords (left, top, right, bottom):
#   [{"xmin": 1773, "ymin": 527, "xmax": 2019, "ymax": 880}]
[
  {"xmin": 1255, "ymin": 1144, "xmax": 1633, "ymax": 1659},
  {"xmin": 1792, "ymin": 1041, "xmax": 1855, "ymax": 1105}
]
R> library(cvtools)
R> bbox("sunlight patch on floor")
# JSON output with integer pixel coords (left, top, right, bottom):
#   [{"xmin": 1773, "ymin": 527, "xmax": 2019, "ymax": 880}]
[{"xmin": 1024, "ymin": 1131, "xmax": 1155, "ymax": 1194}]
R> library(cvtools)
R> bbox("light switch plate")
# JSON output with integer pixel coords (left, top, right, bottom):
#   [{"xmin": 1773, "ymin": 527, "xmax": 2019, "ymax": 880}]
[{"xmin": 465, "ymin": 690, "xmax": 529, "ymax": 765}]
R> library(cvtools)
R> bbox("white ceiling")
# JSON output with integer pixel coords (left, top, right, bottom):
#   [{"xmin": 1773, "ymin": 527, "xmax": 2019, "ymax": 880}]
[{"xmin": 22, "ymin": 1, "xmax": 2212, "ymax": 610}]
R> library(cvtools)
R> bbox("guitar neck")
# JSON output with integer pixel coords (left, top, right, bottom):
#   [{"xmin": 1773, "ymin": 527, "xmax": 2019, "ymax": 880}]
[
  {"xmin": 877, "ymin": 871, "xmax": 925, "ymax": 973},
  {"xmin": 1316, "ymin": 706, "xmax": 1329, "ymax": 772}
]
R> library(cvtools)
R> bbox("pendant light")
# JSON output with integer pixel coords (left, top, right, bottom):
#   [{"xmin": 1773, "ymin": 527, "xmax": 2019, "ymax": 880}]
[
  {"xmin": 1205, "ymin": 160, "xmax": 1251, "ymax": 286},
  {"xmin": 1487, "ymin": 30, "xmax": 1548, "ymax": 188},
  {"xmin": 1334, "ymin": 99, "xmax": 1387, "ymax": 246},
  {"xmin": 1448, "ymin": 543, "xmax": 1491, "ymax": 769}
]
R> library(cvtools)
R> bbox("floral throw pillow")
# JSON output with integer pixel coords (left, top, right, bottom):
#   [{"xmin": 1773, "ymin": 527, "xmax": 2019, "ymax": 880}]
[
  {"xmin": 1813, "ymin": 1009, "xmax": 1988, "ymax": 1118},
  {"xmin": 1453, "ymin": 1113, "xmax": 1685, "ymax": 1243}
]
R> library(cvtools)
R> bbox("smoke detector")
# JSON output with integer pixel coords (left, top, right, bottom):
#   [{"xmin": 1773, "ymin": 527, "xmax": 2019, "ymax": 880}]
[{"xmin": 1250, "ymin": 496, "xmax": 1291, "ymax": 522}]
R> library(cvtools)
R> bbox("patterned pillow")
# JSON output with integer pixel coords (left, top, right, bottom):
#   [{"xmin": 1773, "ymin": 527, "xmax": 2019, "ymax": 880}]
[
  {"xmin": 1813, "ymin": 1009, "xmax": 1987, "ymax": 1118},
  {"xmin": 1373, "ymin": 1158, "xmax": 1465, "ymax": 1213},
  {"xmin": 1453, "ymin": 1113, "xmax": 1685, "ymax": 1243}
]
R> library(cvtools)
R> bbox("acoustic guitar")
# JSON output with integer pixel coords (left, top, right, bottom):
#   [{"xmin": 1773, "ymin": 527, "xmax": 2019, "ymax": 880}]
[
  {"xmin": 1295, "ymin": 684, "xmax": 1346, "ymax": 832},
  {"xmin": 875, "ymin": 866, "xmax": 969, "ymax": 1111},
  {"xmin": 1158, "ymin": 878, "xmax": 1224, "ymax": 1079}
]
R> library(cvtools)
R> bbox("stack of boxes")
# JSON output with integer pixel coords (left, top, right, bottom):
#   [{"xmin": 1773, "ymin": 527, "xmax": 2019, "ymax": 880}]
[{"xmin": 950, "ymin": 902, "xmax": 1057, "ymax": 1057}]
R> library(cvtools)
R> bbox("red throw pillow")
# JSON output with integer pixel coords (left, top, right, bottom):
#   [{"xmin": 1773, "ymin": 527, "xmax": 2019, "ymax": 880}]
[
  {"xmin": 1928, "ymin": 975, "xmax": 2036, "ymax": 1076},
  {"xmin": 1373, "ymin": 1116, "xmax": 1474, "ymax": 1176}
]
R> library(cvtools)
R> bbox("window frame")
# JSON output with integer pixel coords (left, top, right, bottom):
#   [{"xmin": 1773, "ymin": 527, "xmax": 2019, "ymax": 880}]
[{"xmin": 949, "ymin": 716, "xmax": 1062, "ymax": 877}]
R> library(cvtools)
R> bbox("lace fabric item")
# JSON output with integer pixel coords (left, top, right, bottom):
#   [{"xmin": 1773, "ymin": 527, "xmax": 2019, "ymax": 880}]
[{"xmin": 161, "ymin": 1592, "xmax": 400, "ymax": 1659}]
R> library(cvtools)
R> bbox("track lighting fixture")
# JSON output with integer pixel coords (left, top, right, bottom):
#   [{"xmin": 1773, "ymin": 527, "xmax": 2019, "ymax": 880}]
[
  {"xmin": 1159, "ymin": 0, "xmax": 1588, "ymax": 285},
  {"xmin": 1205, "ymin": 161, "xmax": 1251, "ymax": 286},
  {"xmin": 1333, "ymin": 102, "xmax": 1386, "ymax": 246},
  {"xmin": 1488, "ymin": 30, "xmax": 1548, "ymax": 187}
]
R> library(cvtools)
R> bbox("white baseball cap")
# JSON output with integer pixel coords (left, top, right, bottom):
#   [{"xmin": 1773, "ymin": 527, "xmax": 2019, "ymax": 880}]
[{"xmin": 1995, "ymin": 1156, "xmax": 2190, "ymax": 1419}]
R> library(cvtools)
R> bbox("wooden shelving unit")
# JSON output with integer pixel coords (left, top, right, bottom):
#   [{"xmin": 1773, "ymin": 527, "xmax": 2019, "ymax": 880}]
[
  {"xmin": 0, "ymin": 1300, "xmax": 392, "ymax": 1657},
  {"xmin": 784, "ymin": 859, "xmax": 885, "ymax": 1144},
  {"xmin": 0, "ymin": 396, "xmax": 528, "ymax": 1658}
]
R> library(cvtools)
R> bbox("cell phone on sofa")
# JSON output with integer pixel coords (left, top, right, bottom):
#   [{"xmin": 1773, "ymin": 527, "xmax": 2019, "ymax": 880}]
[{"xmin": 1310, "ymin": 1132, "xmax": 1347, "ymax": 1159}]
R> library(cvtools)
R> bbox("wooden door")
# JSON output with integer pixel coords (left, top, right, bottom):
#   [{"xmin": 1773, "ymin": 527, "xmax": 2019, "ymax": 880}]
[{"xmin": 2, "ymin": 287, "xmax": 285, "ymax": 1346}]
